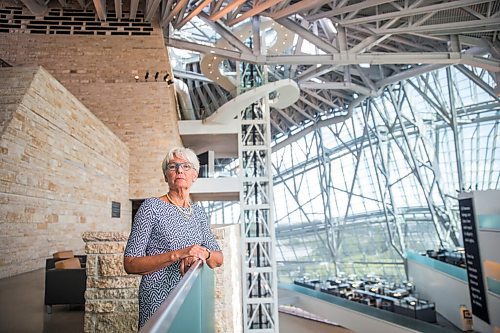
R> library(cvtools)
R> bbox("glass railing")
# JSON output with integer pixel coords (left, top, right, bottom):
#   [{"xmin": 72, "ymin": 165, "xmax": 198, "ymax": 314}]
[{"xmin": 140, "ymin": 260, "xmax": 215, "ymax": 333}]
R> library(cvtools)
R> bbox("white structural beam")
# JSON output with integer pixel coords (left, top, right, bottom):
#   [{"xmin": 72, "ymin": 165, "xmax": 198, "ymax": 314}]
[
  {"xmin": 340, "ymin": 0, "xmax": 494, "ymax": 26},
  {"xmin": 209, "ymin": 0, "xmax": 246, "ymax": 21},
  {"xmin": 308, "ymin": 0, "xmax": 395, "ymax": 20},
  {"xmin": 374, "ymin": 17, "xmax": 500, "ymax": 35},
  {"xmin": 168, "ymin": 36, "xmax": 500, "ymax": 72},
  {"xmin": 198, "ymin": 12, "xmax": 254, "ymax": 55},
  {"xmin": 20, "ymin": 0, "xmax": 47, "ymax": 15},
  {"xmin": 276, "ymin": 18, "xmax": 339, "ymax": 53},
  {"xmin": 93, "ymin": 0, "xmax": 106, "ymax": 20},
  {"xmin": 145, "ymin": 0, "xmax": 161, "ymax": 21},
  {"xmin": 160, "ymin": 0, "xmax": 188, "ymax": 27},
  {"xmin": 114, "ymin": 0, "xmax": 122, "ymax": 18},
  {"xmin": 176, "ymin": 0, "xmax": 211, "ymax": 29},
  {"xmin": 299, "ymin": 82, "xmax": 377, "ymax": 96},
  {"xmin": 129, "ymin": 0, "xmax": 139, "ymax": 19},
  {"xmin": 226, "ymin": 0, "xmax": 286, "ymax": 26},
  {"xmin": 270, "ymin": 0, "xmax": 332, "ymax": 20}
]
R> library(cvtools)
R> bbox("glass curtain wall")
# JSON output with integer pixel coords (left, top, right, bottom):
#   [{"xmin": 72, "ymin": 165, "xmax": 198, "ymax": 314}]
[{"xmin": 203, "ymin": 65, "xmax": 499, "ymax": 283}]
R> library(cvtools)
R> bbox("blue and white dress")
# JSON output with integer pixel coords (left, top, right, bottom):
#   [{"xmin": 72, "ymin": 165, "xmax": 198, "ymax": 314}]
[{"xmin": 124, "ymin": 197, "xmax": 221, "ymax": 329}]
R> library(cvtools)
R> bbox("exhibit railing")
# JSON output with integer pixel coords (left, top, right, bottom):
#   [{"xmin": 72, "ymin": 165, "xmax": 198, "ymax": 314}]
[{"xmin": 140, "ymin": 260, "xmax": 215, "ymax": 333}]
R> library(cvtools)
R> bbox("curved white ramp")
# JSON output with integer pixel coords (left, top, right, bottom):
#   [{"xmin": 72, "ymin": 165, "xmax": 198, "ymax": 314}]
[
  {"xmin": 204, "ymin": 79, "xmax": 300, "ymax": 124},
  {"xmin": 200, "ymin": 18, "xmax": 294, "ymax": 96}
]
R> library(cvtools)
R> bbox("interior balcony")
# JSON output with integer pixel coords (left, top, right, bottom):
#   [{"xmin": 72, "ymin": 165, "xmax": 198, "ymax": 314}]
[{"xmin": 178, "ymin": 119, "xmax": 239, "ymax": 202}]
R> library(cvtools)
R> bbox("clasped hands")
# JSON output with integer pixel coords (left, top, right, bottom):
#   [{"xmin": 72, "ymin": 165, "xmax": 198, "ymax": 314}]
[{"xmin": 179, "ymin": 244, "xmax": 210, "ymax": 276}]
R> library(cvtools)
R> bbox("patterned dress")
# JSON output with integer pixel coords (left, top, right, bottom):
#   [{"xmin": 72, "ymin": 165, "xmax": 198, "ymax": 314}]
[{"xmin": 124, "ymin": 197, "xmax": 221, "ymax": 329}]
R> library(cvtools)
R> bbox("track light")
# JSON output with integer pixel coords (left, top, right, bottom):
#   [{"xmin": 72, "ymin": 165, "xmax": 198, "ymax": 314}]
[
  {"xmin": 134, "ymin": 75, "xmax": 139, "ymax": 82},
  {"xmin": 145, "ymin": 71, "xmax": 149, "ymax": 81},
  {"xmin": 163, "ymin": 73, "xmax": 170, "ymax": 81},
  {"xmin": 154, "ymin": 72, "xmax": 159, "ymax": 81}
]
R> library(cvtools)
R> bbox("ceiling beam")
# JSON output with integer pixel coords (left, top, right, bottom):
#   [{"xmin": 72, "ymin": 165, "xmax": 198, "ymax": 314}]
[
  {"xmin": 209, "ymin": 0, "xmax": 247, "ymax": 21},
  {"xmin": 129, "ymin": 0, "xmax": 139, "ymax": 19},
  {"xmin": 166, "ymin": 37, "xmax": 258, "ymax": 63},
  {"xmin": 270, "ymin": 0, "xmax": 331, "ymax": 20},
  {"xmin": 276, "ymin": 18, "xmax": 339, "ymax": 53},
  {"xmin": 307, "ymin": 0, "xmax": 395, "ymax": 21},
  {"xmin": 145, "ymin": 0, "xmax": 162, "ymax": 21},
  {"xmin": 374, "ymin": 17, "xmax": 500, "ymax": 35},
  {"xmin": 455, "ymin": 65, "xmax": 500, "ymax": 100},
  {"xmin": 226, "ymin": 0, "xmax": 285, "ymax": 26},
  {"xmin": 299, "ymin": 82, "xmax": 376, "ymax": 96},
  {"xmin": 176, "ymin": 0, "xmax": 211, "ymax": 29},
  {"xmin": 20, "ymin": 0, "xmax": 47, "ymax": 16},
  {"xmin": 92, "ymin": 0, "xmax": 106, "ymax": 20},
  {"xmin": 161, "ymin": 0, "xmax": 188, "ymax": 27},
  {"xmin": 114, "ymin": 0, "xmax": 122, "ymax": 18},
  {"xmin": 198, "ymin": 12, "xmax": 254, "ymax": 55},
  {"xmin": 340, "ymin": 0, "xmax": 493, "ymax": 26}
]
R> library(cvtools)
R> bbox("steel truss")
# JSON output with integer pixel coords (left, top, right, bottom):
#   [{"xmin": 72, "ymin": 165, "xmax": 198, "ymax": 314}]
[
  {"xmin": 240, "ymin": 102, "xmax": 279, "ymax": 332},
  {"xmin": 239, "ymin": 62, "xmax": 279, "ymax": 332}
]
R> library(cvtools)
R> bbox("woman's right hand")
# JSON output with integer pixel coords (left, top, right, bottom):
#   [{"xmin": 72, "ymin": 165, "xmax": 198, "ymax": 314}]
[{"xmin": 181, "ymin": 245, "xmax": 209, "ymax": 262}]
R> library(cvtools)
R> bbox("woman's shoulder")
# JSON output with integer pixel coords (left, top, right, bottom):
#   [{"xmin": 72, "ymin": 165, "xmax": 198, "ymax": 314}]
[
  {"xmin": 139, "ymin": 197, "xmax": 163, "ymax": 210},
  {"xmin": 192, "ymin": 203, "xmax": 207, "ymax": 218}
]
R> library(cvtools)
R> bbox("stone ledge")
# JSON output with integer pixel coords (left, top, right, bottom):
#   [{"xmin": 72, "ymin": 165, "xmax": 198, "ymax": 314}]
[
  {"xmin": 83, "ymin": 231, "xmax": 129, "ymax": 242},
  {"xmin": 85, "ymin": 242, "xmax": 126, "ymax": 254}
]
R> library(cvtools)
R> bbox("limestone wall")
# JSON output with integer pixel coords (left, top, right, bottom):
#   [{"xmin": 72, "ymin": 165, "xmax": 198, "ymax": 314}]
[
  {"xmin": 0, "ymin": 66, "xmax": 131, "ymax": 278},
  {"xmin": 213, "ymin": 224, "xmax": 243, "ymax": 333},
  {"xmin": 83, "ymin": 225, "xmax": 242, "ymax": 332},
  {"xmin": 0, "ymin": 4, "xmax": 183, "ymax": 199},
  {"xmin": 83, "ymin": 231, "xmax": 140, "ymax": 333}
]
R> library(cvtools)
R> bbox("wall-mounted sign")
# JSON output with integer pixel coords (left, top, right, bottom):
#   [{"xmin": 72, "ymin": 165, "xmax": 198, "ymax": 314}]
[
  {"xmin": 459, "ymin": 197, "xmax": 490, "ymax": 324},
  {"xmin": 111, "ymin": 201, "xmax": 121, "ymax": 218}
]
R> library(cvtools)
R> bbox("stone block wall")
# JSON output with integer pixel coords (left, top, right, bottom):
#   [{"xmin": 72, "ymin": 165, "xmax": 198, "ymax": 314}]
[
  {"xmin": 0, "ymin": 3, "xmax": 183, "ymax": 199},
  {"xmin": 83, "ymin": 231, "xmax": 140, "ymax": 333},
  {"xmin": 0, "ymin": 66, "xmax": 131, "ymax": 278},
  {"xmin": 213, "ymin": 224, "xmax": 243, "ymax": 333},
  {"xmin": 83, "ymin": 225, "xmax": 242, "ymax": 333}
]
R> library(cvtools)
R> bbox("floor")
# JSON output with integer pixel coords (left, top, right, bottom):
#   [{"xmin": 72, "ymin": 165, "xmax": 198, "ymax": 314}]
[{"xmin": 0, "ymin": 268, "xmax": 84, "ymax": 333}]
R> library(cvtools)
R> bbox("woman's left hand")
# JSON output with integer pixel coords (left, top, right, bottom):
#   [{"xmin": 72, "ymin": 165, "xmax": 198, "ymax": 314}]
[{"xmin": 179, "ymin": 256, "xmax": 199, "ymax": 276}]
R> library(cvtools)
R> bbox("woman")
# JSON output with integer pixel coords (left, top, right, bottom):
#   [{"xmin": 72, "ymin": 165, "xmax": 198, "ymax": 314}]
[{"xmin": 124, "ymin": 147, "xmax": 223, "ymax": 329}]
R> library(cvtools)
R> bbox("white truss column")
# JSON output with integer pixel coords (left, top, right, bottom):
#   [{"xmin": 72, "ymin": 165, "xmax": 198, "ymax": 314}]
[{"xmin": 239, "ymin": 96, "xmax": 279, "ymax": 333}]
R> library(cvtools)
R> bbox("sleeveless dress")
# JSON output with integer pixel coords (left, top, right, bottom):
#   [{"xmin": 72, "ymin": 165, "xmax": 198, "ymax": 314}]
[{"xmin": 124, "ymin": 197, "xmax": 221, "ymax": 329}]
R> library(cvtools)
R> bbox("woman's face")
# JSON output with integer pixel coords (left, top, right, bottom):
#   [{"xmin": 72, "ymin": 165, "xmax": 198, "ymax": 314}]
[{"xmin": 165, "ymin": 155, "xmax": 198, "ymax": 191}]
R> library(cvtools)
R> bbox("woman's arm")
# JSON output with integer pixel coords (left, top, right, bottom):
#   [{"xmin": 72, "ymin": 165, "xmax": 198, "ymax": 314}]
[{"xmin": 124, "ymin": 244, "xmax": 210, "ymax": 275}]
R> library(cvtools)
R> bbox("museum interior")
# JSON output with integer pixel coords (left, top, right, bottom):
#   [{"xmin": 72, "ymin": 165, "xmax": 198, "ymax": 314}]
[{"xmin": 0, "ymin": 0, "xmax": 499, "ymax": 332}]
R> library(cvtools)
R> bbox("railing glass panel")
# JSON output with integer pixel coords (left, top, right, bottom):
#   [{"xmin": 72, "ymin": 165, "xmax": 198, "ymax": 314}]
[{"xmin": 140, "ymin": 261, "xmax": 215, "ymax": 333}]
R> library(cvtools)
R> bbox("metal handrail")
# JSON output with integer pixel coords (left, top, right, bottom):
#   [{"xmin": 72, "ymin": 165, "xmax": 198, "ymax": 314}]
[{"xmin": 140, "ymin": 260, "xmax": 203, "ymax": 333}]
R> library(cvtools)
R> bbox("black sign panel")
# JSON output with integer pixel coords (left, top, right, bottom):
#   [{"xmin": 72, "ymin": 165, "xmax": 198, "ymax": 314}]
[
  {"xmin": 459, "ymin": 197, "xmax": 490, "ymax": 324},
  {"xmin": 111, "ymin": 201, "xmax": 121, "ymax": 218}
]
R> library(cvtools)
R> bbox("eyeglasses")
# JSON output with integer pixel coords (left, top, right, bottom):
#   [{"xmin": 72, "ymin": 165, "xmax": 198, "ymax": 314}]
[{"xmin": 167, "ymin": 162, "xmax": 194, "ymax": 172}]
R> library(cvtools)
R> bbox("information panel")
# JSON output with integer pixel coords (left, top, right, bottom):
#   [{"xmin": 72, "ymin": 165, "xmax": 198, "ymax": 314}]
[{"xmin": 459, "ymin": 197, "xmax": 490, "ymax": 324}]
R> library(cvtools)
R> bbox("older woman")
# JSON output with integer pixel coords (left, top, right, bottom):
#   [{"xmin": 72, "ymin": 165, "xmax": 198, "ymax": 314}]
[{"xmin": 124, "ymin": 147, "xmax": 223, "ymax": 329}]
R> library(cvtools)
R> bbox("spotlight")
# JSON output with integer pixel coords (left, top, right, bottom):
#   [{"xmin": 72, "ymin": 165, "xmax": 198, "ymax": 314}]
[
  {"xmin": 167, "ymin": 79, "xmax": 174, "ymax": 86},
  {"xmin": 134, "ymin": 75, "xmax": 139, "ymax": 82},
  {"xmin": 154, "ymin": 72, "xmax": 159, "ymax": 81},
  {"xmin": 145, "ymin": 71, "xmax": 149, "ymax": 81},
  {"xmin": 163, "ymin": 73, "xmax": 170, "ymax": 81}
]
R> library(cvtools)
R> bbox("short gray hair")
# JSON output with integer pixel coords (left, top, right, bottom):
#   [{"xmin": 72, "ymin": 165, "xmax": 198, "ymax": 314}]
[{"xmin": 162, "ymin": 147, "xmax": 200, "ymax": 175}]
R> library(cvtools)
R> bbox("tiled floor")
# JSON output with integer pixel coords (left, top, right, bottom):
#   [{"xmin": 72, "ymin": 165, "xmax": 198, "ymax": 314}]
[{"xmin": 0, "ymin": 268, "xmax": 84, "ymax": 333}]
